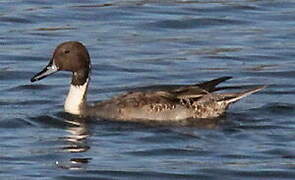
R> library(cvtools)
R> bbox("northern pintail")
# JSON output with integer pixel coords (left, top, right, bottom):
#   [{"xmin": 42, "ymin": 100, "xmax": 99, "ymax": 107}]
[{"xmin": 31, "ymin": 41, "xmax": 265, "ymax": 121}]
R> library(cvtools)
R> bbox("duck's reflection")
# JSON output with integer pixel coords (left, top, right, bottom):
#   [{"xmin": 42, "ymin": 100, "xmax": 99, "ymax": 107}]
[
  {"xmin": 56, "ymin": 114, "xmax": 92, "ymax": 170},
  {"xmin": 62, "ymin": 118, "xmax": 90, "ymax": 153}
]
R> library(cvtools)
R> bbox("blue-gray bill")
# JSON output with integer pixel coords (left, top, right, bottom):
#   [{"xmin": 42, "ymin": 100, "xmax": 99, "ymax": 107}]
[{"xmin": 31, "ymin": 61, "xmax": 58, "ymax": 82}]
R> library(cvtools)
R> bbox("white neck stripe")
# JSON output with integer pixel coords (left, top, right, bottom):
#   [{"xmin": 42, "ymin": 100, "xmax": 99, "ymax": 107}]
[{"xmin": 64, "ymin": 79, "xmax": 89, "ymax": 115}]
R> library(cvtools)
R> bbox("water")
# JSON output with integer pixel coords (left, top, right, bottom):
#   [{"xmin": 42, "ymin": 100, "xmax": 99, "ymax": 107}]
[{"xmin": 1, "ymin": 0, "xmax": 295, "ymax": 179}]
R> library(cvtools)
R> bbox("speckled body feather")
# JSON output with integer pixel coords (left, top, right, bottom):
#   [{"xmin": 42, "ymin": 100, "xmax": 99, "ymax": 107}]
[{"xmin": 86, "ymin": 78, "xmax": 265, "ymax": 121}]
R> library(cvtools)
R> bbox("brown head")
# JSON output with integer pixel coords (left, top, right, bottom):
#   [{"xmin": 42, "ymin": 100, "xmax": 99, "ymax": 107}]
[{"xmin": 31, "ymin": 41, "xmax": 91, "ymax": 86}]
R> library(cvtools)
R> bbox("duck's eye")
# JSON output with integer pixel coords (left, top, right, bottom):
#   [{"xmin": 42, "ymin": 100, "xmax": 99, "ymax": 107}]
[{"xmin": 64, "ymin": 50, "xmax": 70, "ymax": 54}]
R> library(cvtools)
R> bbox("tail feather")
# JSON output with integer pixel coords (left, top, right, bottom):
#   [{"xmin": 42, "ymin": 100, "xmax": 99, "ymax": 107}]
[
  {"xmin": 223, "ymin": 85, "xmax": 266, "ymax": 104},
  {"xmin": 196, "ymin": 76, "xmax": 232, "ymax": 92}
]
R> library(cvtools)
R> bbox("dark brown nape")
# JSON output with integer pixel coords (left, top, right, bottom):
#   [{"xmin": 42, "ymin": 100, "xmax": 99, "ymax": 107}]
[{"xmin": 72, "ymin": 68, "xmax": 90, "ymax": 86}]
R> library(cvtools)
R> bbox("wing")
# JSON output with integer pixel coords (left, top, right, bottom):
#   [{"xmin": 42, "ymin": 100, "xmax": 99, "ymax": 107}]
[
  {"xmin": 112, "ymin": 76, "xmax": 234, "ymax": 106},
  {"xmin": 127, "ymin": 76, "xmax": 232, "ymax": 93},
  {"xmin": 168, "ymin": 76, "xmax": 232, "ymax": 99}
]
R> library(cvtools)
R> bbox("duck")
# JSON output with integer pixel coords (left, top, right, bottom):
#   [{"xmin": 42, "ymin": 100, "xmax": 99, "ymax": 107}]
[{"xmin": 31, "ymin": 41, "xmax": 265, "ymax": 122}]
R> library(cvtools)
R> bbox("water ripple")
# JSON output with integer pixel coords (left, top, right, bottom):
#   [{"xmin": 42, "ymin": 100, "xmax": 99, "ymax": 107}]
[{"xmin": 149, "ymin": 18, "xmax": 248, "ymax": 29}]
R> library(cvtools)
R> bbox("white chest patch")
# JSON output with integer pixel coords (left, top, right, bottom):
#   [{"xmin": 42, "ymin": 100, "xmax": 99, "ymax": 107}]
[{"xmin": 64, "ymin": 80, "xmax": 88, "ymax": 115}]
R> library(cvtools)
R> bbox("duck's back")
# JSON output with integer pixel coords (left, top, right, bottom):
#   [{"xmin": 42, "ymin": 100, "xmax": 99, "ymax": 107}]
[
  {"xmin": 85, "ymin": 90, "xmax": 227, "ymax": 121},
  {"xmin": 83, "ymin": 77, "xmax": 265, "ymax": 122}
]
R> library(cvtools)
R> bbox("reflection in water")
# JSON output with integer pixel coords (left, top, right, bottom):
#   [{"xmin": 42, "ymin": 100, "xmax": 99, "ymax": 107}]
[
  {"xmin": 56, "ymin": 157, "xmax": 92, "ymax": 170},
  {"xmin": 57, "ymin": 117, "xmax": 92, "ymax": 170},
  {"xmin": 62, "ymin": 119, "xmax": 90, "ymax": 153}
]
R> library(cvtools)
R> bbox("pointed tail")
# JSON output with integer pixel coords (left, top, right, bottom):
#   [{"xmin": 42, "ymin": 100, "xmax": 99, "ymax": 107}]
[{"xmin": 223, "ymin": 85, "xmax": 266, "ymax": 104}]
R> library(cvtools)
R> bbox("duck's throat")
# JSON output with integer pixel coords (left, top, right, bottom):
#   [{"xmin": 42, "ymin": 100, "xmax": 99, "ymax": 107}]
[{"xmin": 64, "ymin": 78, "xmax": 89, "ymax": 115}]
